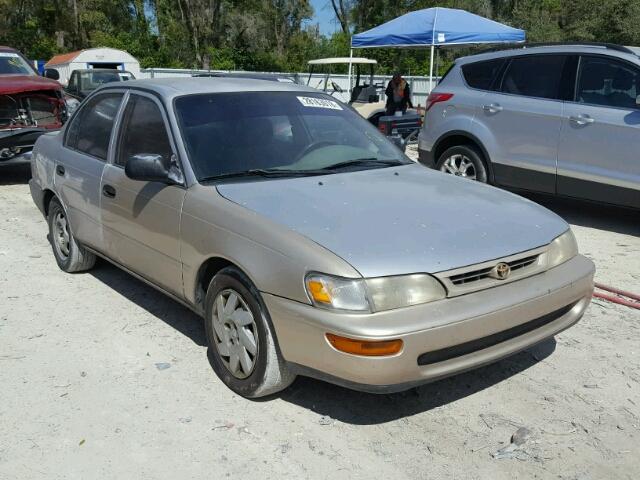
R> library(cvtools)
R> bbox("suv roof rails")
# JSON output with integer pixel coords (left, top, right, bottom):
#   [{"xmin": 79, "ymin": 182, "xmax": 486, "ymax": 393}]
[{"xmin": 478, "ymin": 42, "xmax": 637, "ymax": 55}]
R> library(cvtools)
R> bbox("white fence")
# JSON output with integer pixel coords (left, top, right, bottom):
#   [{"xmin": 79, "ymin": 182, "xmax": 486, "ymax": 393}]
[{"xmin": 140, "ymin": 68, "xmax": 436, "ymax": 107}]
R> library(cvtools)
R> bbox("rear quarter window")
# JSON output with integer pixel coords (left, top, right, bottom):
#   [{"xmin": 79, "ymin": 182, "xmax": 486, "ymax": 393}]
[{"xmin": 461, "ymin": 59, "xmax": 505, "ymax": 90}]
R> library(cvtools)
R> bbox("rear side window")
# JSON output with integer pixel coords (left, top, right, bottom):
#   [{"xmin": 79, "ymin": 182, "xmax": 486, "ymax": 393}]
[
  {"xmin": 117, "ymin": 95, "xmax": 174, "ymax": 167},
  {"xmin": 462, "ymin": 59, "xmax": 505, "ymax": 90},
  {"xmin": 65, "ymin": 93, "xmax": 123, "ymax": 160},
  {"xmin": 500, "ymin": 55, "xmax": 567, "ymax": 100}
]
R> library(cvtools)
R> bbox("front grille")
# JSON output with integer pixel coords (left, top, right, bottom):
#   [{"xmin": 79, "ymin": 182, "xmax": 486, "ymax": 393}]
[
  {"xmin": 417, "ymin": 301, "xmax": 577, "ymax": 366},
  {"xmin": 450, "ymin": 254, "xmax": 538, "ymax": 286}
]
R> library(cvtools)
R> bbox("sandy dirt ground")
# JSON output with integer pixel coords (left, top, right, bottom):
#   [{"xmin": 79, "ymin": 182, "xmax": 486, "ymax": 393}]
[{"xmin": 1, "ymin": 163, "xmax": 639, "ymax": 480}]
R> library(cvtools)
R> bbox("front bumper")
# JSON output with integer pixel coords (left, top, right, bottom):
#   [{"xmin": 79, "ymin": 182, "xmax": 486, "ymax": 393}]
[
  {"xmin": 0, "ymin": 150, "xmax": 32, "ymax": 165},
  {"xmin": 265, "ymin": 254, "xmax": 594, "ymax": 393},
  {"xmin": 0, "ymin": 127, "xmax": 47, "ymax": 165}
]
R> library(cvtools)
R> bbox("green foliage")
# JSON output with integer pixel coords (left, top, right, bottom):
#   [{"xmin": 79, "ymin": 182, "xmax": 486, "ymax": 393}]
[{"xmin": 1, "ymin": 0, "xmax": 640, "ymax": 74}]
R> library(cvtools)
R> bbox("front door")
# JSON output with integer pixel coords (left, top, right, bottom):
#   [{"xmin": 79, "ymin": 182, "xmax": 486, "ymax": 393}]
[
  {"xmin": 557, "ymin": 55, "xmax": 640, "ymax": 208},
  {"xmin": 101, "ymin": 92, "xmax": 186, "ymax": 297},
  {"xmin": 477, "ymin": 54, "xmax": 571, "ymax": 193}
]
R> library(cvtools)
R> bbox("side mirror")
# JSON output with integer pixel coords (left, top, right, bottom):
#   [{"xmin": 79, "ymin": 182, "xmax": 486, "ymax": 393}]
[
  {"xmin": 43, "ymin": 68, "xmax": 60, "ymax": 80},
  {"xmin": 125, "ymin": 153, "xmax": 182, "ymax": 184}
]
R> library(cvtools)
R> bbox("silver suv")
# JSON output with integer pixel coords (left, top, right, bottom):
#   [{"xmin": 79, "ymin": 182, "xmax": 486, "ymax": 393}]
[{"xmin": 418, "ymin": 43, "xmax": 640, "ymax": 209}]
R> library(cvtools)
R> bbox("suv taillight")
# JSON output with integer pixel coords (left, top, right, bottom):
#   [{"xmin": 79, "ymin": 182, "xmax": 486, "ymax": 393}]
[{"xmin": 425, "ymin": 92, "xmax": 454, "ymax": 112}]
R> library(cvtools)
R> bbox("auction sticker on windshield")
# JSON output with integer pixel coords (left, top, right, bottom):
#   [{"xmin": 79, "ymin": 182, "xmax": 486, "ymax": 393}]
[{"xmin": 297, "ymin": 96, "xmax": 343, "ymax": 110}]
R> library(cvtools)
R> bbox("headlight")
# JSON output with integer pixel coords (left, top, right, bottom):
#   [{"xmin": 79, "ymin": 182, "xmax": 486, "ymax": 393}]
[
  {"xmin": 547, "ymin": 229, "xmax": 578, "ymax": 268},
  {"xmin": 305, "ymin": 274, "xmax": 369, "ymax": 312},
  {"xmin": 305, "ymin": 273, "xmax": 446, "ymax": 313}
]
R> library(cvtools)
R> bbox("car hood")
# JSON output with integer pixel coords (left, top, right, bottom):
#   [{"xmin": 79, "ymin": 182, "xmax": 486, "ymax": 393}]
[
  {"xmin": 0, "ymin": 75, "xmax": 62, "ymax": 95},
  {"xmin": 216, "ymin": 164, "xmax": 568, "ymax": 277}
]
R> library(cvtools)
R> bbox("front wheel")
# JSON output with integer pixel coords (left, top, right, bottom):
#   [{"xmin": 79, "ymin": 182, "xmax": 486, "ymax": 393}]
[
  {"xmin": 204, "ymin": 267, "xmax": 295, "ymax": 398},
  {"xmin": 436, "ymin": 145, "xmax": 488, "ymax": 183}
]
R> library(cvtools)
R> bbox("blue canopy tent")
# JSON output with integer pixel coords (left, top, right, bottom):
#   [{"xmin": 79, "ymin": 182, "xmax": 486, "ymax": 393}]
[{"xmin": 350, "ymin": 7, "xmax": 525, "ymax": 91}]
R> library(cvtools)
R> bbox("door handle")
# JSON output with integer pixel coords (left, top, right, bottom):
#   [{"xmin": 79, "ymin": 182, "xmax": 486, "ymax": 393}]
[
  {"xmin": 55, "ymin": 165, "xmax": 65, "ymax": 176},
  {"xmin": 569, "ymin": 114, "xmax": 595, "ymax": 126},
  {"xmin": 102, "ymin": 184, "xmax": 116, "ymax": 199},
  {"xmin": 482, "ymin": 103, "xmax": 503, "ymax": 113}
]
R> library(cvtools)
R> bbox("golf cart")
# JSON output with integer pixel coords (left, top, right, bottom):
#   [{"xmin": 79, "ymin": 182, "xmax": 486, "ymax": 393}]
[
  {"xmin": 307, "ymin": 57, "xmax": 388, "ymax": 125},
  {"xmin": 306, "ymin": 57, "xmax": 421, "ymax": 146}
]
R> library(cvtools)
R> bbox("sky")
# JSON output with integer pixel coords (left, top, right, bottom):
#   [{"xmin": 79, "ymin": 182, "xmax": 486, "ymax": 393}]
[{"xmin": 309, "ymin": 0, "xmax": 339, "ymax": 36}]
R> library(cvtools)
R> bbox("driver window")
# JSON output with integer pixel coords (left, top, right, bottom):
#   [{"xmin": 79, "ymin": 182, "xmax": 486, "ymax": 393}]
[
  {"xmin": 117, "ymin": 95, "xmax": 174, "ymax": 167},
  {"xmin": 577, "ymin": 57, "xmax": 639, "ymax": 109}
]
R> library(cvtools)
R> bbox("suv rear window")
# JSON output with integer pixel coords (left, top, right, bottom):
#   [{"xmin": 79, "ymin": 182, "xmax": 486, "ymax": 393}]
[
  {"xmin": 500, "ymin": 55, "xmax": 567, "ymax": 100},
  {"xmin": 462, "ymin": 59, "xmax": 505, "ymax": 90}
]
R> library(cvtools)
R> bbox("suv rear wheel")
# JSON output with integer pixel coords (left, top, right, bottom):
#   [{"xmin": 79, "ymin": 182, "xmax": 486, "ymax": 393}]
[{"xmin": 436, "ymin": 145, "xmax": 488, "ymax": 183}]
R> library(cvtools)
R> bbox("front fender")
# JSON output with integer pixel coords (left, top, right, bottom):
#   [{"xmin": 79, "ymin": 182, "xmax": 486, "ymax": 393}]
[{"xmin": 180, "ymin": 184, "xmax": 362, "ymax": 306}]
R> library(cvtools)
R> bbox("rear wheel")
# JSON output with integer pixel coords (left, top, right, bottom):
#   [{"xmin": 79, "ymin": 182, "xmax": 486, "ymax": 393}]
[
  {"xmin": 47, "ymin": 197, "xmax": 96, "ymax": 273},
  {"xmin": 204, "ymin": 266, "xmax": 295, "ymax": 398},
  {"xmin": 436, "ymin": 145, "xmax": 488, "ymax": 183}
]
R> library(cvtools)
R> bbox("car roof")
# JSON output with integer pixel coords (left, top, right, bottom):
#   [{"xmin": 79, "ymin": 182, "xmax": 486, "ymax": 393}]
[
  {"xmin": 192, "ymin": 72, "xmax": 297, "ymax": 82},
  {"xmin": 98, "ymin": 76, "xmax": 320, "ymax": 98},
  {"xmin": 308, "ymin": 57, "xmax": 377, "ymax": 65},
  {"xmin": 456, "ymin": 43, "xmax": 640, "ymax": 65},
  {"xmin": 73, "ymin": 68, "xmax": 134, "ymax": 73}
]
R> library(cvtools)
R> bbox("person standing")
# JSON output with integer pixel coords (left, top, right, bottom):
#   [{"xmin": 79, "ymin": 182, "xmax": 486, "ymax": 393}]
[{"xmin": 385, "ymin": 73, "xmax": 413, "ymax": 115}]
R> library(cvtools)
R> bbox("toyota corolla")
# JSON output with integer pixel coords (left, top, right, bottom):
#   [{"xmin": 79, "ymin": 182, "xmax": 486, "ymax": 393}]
[{"xmin": 29, "ymin": 78, "xmax": 595, "ymax": 397}]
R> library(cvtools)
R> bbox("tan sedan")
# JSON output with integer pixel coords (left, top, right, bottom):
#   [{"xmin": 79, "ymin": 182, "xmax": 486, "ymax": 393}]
[{"xmin": 29, "ymin": 78, "xmax": 594, "ymax": 397}]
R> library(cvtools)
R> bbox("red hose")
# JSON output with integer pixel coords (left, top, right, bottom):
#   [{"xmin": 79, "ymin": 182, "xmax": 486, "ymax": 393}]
[
  {"xmin": 594, "ymin": 282, "xmax": 640, "ymax": 302},
  {"xmin": 593, "ymin": 285, "xmax": 640, "ymax": 310}
]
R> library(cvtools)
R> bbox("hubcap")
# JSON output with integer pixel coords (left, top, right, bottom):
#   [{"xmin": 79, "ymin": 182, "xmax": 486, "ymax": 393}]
[
  {"xmin": 440, "ymin": 154, "xmax": 477, "ymax": 180},
  {"xmin": 211, "ymin": 289, "xmax": 258, "ymax": 379},
  {"xmin": 53, "ymin": 211, "xmax": 70, "ymax": 258}
]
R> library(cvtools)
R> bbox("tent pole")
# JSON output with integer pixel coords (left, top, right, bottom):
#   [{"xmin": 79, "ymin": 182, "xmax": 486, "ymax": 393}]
[
  {"xmin": 347, "ymin": 48, "xmax": 353, "ymax": 97},
  {"xmin": 429, "ymin": 44, "xmax": 435, "ymax": 92}
]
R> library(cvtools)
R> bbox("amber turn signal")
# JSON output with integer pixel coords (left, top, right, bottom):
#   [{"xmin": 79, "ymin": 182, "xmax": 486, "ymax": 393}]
[{"xmin": 326, "ymin": 333, "xmax": 403, "ymax": 357}]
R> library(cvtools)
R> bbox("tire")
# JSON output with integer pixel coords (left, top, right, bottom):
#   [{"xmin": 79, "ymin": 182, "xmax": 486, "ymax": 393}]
[
  {"xmin": 47, "ymin": 197, "xmax": 96, "ymax": 273},
  {"xmin": 436, "ymin": 145, "xmax": 488, "ymax": 183},
  {"xmin": 204, "ymin": 266, "xmax": 295, "ymax": 398}
]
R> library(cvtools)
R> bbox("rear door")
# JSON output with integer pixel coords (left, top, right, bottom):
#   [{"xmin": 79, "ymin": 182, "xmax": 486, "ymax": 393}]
[
  {"xmin": 557, "ymin": 55, "xmax": 640, "ymax": 208},
  {"xmin": 475, "ymin": 54, "xmax": 570, "ymax": 193},
  {"xmin": 100, "ymin": 91, "xmax": 186, "ymax": 297},
  {"xmin": 56, "ymin": 92, "xmax": 124, "ymax": 250}
]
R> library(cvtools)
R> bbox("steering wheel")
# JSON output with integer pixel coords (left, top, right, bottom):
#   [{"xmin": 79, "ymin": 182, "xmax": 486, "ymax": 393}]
[
  {"xmin": 294, "ymin": 141, "xmax": 334, "ymax": 163},
  {"xmin": 331, "ymin": 81, "xmax": 344, "ymax": 93}
]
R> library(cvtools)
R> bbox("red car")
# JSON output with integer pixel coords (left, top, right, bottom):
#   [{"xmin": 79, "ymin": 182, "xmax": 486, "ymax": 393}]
[{"xmin": 0, "ymin": 46, "xmax": 66, "ymax": 165}]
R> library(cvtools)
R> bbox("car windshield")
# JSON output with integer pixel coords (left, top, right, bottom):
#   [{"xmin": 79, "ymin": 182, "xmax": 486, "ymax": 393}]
[
  {"xmin": 174, "ymin": 91, "xmax": 408, "ymax": 181},
  {"xmin": 80, "ymin": 71, "xmax": 122, "ymax": 91},
  {"xmin": 0, "ymin": 52, "xmax": 36, "ymax": 75}
]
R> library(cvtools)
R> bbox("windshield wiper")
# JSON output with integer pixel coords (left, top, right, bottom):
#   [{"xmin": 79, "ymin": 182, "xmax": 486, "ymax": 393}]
[
  {"xmin": 322, "ymin": 158, "xmax": 406, "ymax": 171},
  {"xmin": 199, "ymin": 168, "xmax": 328, "ymax": 182}
]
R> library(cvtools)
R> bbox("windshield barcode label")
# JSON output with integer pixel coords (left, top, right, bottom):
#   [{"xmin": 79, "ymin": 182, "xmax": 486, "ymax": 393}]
[{"xmin": 297, "ymin": 96, "xmax": 342, "ymax": 110}]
